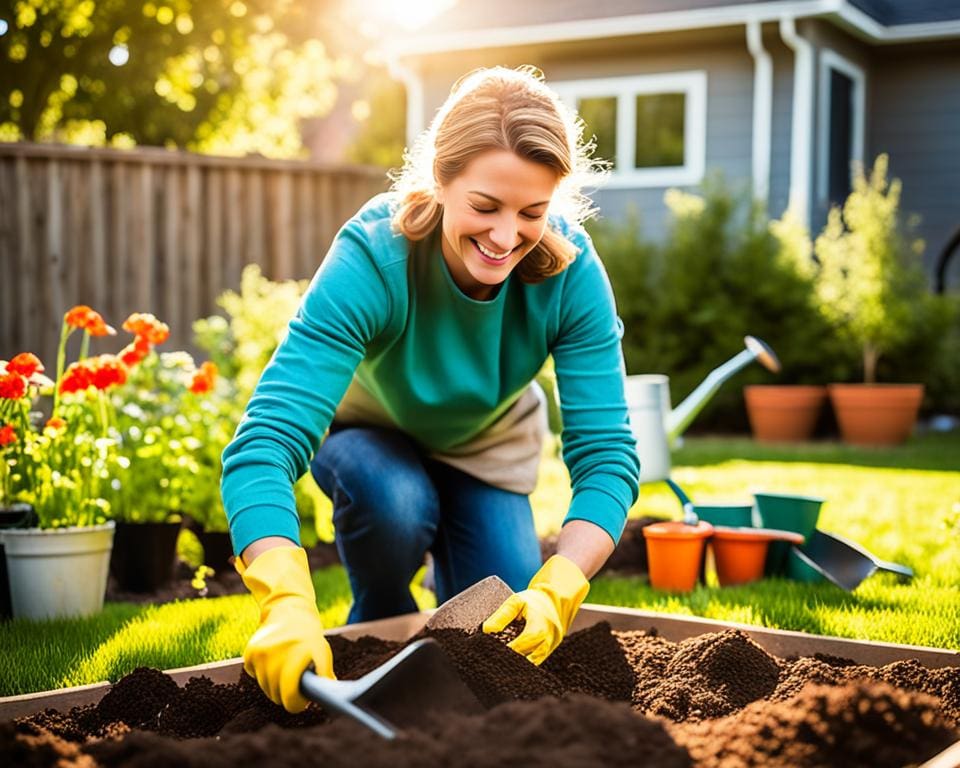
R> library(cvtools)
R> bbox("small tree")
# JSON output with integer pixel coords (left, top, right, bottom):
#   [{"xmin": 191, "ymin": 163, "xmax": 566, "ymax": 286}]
[{"xmin": 813, "ymin": 154, "xmax": 928, "ymax": 384}]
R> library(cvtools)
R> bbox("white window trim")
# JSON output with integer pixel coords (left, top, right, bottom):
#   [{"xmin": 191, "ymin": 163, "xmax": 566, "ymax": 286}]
[
  {"xmin": 817, "ymin": 48, "xmax": 866, "ymax": 205},
  {"xmin": 551, "ymin": 71, "xmax": 707, "ymax": 189}
]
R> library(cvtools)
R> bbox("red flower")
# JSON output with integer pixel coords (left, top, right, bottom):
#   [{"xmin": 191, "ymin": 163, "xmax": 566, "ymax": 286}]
[
  {"xmin": 64, "ymin": 305, "xmax": 116, "ymax": 336},
  {"xmin": 0, "ymin": 424, "xmax": 17, "ymax": 446},
  {"xmin": 91, "ymin": 355, "xmax": 127, "ymax": 390},
  {"xmin": 7, "ymin": 353, "xmax": 44, "ymax": 378},
  {"xmin": 122, "ymin": 313, "xmax": 170, "ymax": 346},
  {"xmin": 60, "ymin": 362, "xmax": 91, "ymax": 394},
  {"xmin": 119, "ymin": 336, "xmax": 151, "ymax": 367},
  {"xmin": 189, "ymin": 361, "xmax": 218, "ymax": 394},
  {"xmin": 60, "ymin": 356, "xmax": 127, "ymax": 394},
  {"xmin": 0, "ymin": 372, "xmax": 27, "ymax": 400}
]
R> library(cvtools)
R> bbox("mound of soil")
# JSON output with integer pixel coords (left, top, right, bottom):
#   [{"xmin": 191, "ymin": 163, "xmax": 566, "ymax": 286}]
[{"xmin": 3, "ymin": 623, "xmax": 957, "ymax": 767}]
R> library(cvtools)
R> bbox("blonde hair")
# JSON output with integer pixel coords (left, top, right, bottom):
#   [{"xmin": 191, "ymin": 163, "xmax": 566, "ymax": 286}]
[{"xmin": 391, "ymin": 66, "xmax": 605, "ymax": 282}]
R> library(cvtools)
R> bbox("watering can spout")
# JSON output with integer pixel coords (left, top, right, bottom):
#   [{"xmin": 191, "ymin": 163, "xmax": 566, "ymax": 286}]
[{"xmin": 665, "ymin": 336, "xmax": 780, "ymax": 443}]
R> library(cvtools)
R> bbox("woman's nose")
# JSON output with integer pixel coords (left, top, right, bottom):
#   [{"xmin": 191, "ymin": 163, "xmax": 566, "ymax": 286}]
[{"xmin": 489, "ymin": 217, "xmax": 519, "ymax": 252}]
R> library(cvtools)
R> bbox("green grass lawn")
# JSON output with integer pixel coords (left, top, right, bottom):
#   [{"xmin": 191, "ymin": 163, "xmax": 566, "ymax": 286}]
[{"xmin": 1, "ymin": 432, "xmax": 958, "ymax": 697}]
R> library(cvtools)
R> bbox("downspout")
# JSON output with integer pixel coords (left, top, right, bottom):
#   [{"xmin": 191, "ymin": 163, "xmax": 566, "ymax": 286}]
[
  {"xmin": 779, "ymin": 17, "xmax": 814, "ymax": 228},
  {"xmin": 745, "ymin": 19, "xmax": 772, "ymax": 204},
  {"xmin": 385, "ymin": 57, "xmax": 425, "ymax": 151}
]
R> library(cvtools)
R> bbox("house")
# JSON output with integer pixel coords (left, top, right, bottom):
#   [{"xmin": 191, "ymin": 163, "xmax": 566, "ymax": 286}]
[{"xmin": 385, "ymin": 0, "xmax": 960, "ymax": 288}]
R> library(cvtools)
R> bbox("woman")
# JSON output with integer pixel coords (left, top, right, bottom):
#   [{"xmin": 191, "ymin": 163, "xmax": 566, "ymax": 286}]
[{"xmin": 222, "ymin": 66, "xmax": 640, "ymax": 713}]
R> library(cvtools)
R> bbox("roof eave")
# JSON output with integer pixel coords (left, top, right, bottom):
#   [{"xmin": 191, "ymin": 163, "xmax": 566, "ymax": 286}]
[{"xmin": 385, "ymin": 0, "xmax": 960, "ymax": 60}]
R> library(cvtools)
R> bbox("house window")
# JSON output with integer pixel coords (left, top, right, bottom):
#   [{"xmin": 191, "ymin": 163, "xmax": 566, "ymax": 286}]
[
  {"xmin": 552, "ymin": 71, "xmax": 707, "ymax": 188},
  {"xmin": 818, "ymin": 50, "xmax": 865, "ymax": 207}
]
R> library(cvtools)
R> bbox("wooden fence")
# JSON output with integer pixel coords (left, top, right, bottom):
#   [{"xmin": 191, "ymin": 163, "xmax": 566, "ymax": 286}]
[{"xmin": 0, "ymin": 142, "xmax": 389, "ymax": 368}]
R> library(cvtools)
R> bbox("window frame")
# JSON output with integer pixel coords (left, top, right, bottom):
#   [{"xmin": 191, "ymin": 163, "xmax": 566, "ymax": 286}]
[
  {"xmin": 817, "ymin": 48, "xmax": 866, "ymax": 207},
  {"xmin": 551, "ymin": 70, "xmax": 708, "ymax": 188}
]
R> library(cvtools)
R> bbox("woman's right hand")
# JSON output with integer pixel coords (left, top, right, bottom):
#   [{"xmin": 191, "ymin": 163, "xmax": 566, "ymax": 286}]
[{"xmin": 236, "ymin": 543, "xmax": 336, "ymax": 712}]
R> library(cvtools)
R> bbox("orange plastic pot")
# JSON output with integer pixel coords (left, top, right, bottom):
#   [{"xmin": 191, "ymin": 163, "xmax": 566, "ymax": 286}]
[
  {"xmin": 642, "ymin": 521, "xmax": 714, "ymax": 592},
  {"xmin": 710, "ymin": 527, "xmax": 805, "ymax": 586}
]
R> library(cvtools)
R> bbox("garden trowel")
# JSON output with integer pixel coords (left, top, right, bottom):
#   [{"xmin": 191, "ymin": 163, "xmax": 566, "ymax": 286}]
[
  {"xmin": 799, "ymin": 529, "xmax": 914, "ymax": 591},
  {"xmin": 300, "ymin": 575, "xmax": 513, "ymax": 739}
]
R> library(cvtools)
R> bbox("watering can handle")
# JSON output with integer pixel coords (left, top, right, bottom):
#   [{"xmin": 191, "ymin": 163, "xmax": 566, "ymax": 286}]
[{"xmin": 665, "ymin": 479, "xmax": 699, "ymax": 525}]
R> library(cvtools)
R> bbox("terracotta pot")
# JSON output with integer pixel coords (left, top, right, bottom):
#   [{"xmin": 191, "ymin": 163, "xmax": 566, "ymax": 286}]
[
  {"xmin": 642, "ymin": 521, "xmax": 713, "ymax": 592},
  {"xmin": 744, "ymin": 385, "xmax": 827, "ymax": 443},
  {"xmin": 828, "ymin": 384, "xmax": 925, "ymax": 446},
  {"xmin": 710, "ymin": 527, "xmax": 804, "ymax": 586}
]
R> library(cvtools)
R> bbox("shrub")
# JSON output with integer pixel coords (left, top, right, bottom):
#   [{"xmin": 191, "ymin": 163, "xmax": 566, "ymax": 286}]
[{"xmin": 589, "ymin": 177, "xmax": 849, "ymax": 431}]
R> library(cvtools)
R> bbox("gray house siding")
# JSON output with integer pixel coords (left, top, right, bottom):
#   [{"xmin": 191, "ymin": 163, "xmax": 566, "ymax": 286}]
[
  {"xmin": 870, "ymin": 42, "xmax": 960, "ymax": 287},
  {"xmin": 768, "ymin": 30, "xmax": 797, "ymax": 222}
]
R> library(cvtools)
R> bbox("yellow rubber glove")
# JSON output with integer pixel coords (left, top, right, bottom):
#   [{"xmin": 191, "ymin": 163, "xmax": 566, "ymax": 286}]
[
  {"xmin": 481, "ymin": 554, "xmax": 590, "ymax": 665},
  {"xmin": 236, "ymin": 546, "xmax": 336, "ymax": 713}
]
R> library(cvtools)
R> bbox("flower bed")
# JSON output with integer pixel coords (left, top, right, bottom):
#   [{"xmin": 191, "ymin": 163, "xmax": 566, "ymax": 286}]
[{"xmin": 4, "ymin": 620, "xmax": 957, "ymax": 767}]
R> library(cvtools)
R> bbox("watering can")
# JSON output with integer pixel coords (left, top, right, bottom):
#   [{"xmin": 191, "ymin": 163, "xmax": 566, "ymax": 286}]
[{"xmin": 626, "ymin": 336, "xmax": 780, "ymax": 483}]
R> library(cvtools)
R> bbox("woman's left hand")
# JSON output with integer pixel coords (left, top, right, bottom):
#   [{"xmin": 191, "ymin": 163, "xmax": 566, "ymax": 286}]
[{"xmin": 481, "ymin": 554, "xmax": 590, "ymax": 665}]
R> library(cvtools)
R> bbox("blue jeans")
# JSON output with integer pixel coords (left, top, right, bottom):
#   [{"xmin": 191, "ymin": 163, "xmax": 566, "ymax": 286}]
[{"xmin": 310, "ymin": 426, "xmax": 542, "ymax": 623}]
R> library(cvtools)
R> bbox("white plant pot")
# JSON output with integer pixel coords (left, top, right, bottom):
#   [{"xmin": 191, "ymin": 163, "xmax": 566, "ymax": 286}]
[{"xmin": 0, "ymin": 521, "xmax": 115, "ymax": 620}]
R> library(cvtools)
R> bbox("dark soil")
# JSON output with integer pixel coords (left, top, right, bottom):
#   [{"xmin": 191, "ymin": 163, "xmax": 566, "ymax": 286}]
[{"xmin": 4, "ymin": 624, "xmax": 958, "ymax": 767}]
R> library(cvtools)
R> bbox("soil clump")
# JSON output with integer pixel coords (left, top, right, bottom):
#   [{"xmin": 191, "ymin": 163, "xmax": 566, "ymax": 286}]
[{"xmin": 3, "ymin": 623, "xmax": 957, "ymax": 767}]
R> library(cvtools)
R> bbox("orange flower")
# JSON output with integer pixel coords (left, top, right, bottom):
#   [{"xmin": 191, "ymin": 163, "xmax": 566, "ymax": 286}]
[
  {"xmin": 0, "ymin": 424, "xmax": 17, "ymax": 446},
  {"xmin": 0, "ymin": 372, "xmax": 27, "ymax": 400},
  {"xmin": 122, "ymin": 313, "xmax": 170, "ymax": 346},
  {"xmin": 64, "ymin": 305, "xmax": 116, "ymax": 336},
  {"xmin": 119, "ymin": 336, "xmax": 152, "ymax": 367},
  {"xmin": 6, "ymin": 352, "xmax": 44, "ymax": 378},
  {"xmin": 189, "ymin": 361, "xmax": 218, "ymax": 394},
  {"xmin": 45, "ymin": 417, "xmax": 67, "ymax": 434}
]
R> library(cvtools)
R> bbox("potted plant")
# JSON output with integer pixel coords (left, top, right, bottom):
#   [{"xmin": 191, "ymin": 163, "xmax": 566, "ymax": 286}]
[
  {"xmin": 813, "ymin": 155, "xmax": 935, "ymax": 445},
  {"xmin": 107, "ymin": 322, "xmax": 223, "ymax": 592},
  {"xmin": 742, "ymin": 211, "xmax": 829, "ymax": 442},
  {"xmin": 0, "ymin": 306, "xmax": 126, "ymax": 620}
]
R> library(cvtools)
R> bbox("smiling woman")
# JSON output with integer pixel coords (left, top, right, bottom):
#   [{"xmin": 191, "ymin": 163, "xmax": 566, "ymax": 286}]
[{"xmin": 220, "ymin": 65, "xmax": 640, "ymax": 714}]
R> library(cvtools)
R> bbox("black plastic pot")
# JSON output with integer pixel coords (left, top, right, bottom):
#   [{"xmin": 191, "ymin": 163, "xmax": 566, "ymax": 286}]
[
  {"xmin": 197, "ymin": 530, "xmax": 234, "ymax": 573},
  {"xmin": 109, "ymin": 520, "xmax": 182, "ymax": 593},
  {"xmin": 0, "ymin": 503, "xmax": 38, "ymax": 619}
]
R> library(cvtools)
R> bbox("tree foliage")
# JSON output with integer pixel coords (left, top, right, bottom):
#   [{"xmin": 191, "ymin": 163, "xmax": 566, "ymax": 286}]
[{"xmin": 0, "ymin": 0, "xmax": 365, "ymax": 156}]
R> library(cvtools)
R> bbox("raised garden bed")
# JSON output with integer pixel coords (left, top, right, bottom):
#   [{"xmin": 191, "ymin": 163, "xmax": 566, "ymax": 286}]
[{"xmin": 2, "ymin": 607, "xmax": 957, "ymax": 767}]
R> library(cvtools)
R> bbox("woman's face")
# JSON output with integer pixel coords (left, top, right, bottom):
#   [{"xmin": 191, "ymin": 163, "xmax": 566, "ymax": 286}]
[{"xmin": 437, "ymin": 149, "xmax": 559, "ymax": 301}]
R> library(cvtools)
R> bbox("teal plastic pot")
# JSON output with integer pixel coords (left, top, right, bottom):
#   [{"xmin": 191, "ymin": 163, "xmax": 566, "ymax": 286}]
[
  {"xmin": 692, "ymin": 503, "xmax": 754, "ymax": 528},
  {"xmin": 754, "ymin": 492, "xmax": 825, "ymax": 575}
]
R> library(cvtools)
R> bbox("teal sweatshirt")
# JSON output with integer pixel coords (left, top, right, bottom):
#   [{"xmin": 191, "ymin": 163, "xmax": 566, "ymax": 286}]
[{"xmin": 222, "ymin": 194, "xmax": 640, "ymax": 555}]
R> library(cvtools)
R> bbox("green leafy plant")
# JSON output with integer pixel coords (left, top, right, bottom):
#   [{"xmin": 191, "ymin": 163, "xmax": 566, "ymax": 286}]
[
  {"xmin": 590, "ymin": 178, "xmax": 849, "ymax": 430},
  {"xmin": 108, "ymin": 350, "xmax": 220, "ymax": 525},
  {"xmin": 194, "ymin": 264, "xmax": 330, "ymax": 540},
  {"xmin": 813, "ymin": 154, "xmax": 944, "ymax": 384},
  {"xmin": 0, "ymin": 306, "xmax": 131, "ymax": 528}
]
